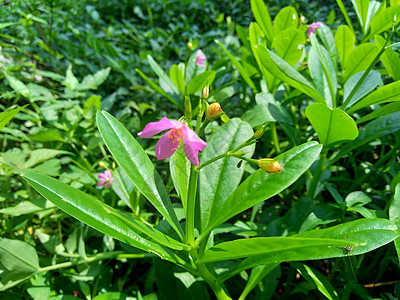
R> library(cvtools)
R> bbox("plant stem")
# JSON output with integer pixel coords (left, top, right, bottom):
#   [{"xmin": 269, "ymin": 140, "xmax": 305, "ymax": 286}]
[
  {"xmin": 270, "ymin": 122, "xmax": 281, "ymax": 154},
  {"xmin": 186, "ymin": 165, "xmax": 198, "ymax": 247},
  {"xmin": 307, "ymin": 150, "xmax": 327, "ymax": 198}
]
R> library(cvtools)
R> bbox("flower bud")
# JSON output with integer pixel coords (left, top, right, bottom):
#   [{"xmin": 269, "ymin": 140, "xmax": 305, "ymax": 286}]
[
  {"xmin": 258, "ymin": 158, "xmax": 282, "ymax": 173},
  {"xmin": 300, "ymin": 15, "xmax": 305, "ymax": 24},
  {"xmin": 99, "ymin": 161, "xmax": 106, "ymax": 168},
  {"xmin": 254, "ymin": 122, "xmax": 269, "ymax": 139},
  {"xmin": 187, "ymin": 42, "xmax": 193, "ymax": 50},
  {"xmin": 206, "ymin": 102, "xmax": 223, "ymax": 120},
  {"xmin": 202, "ymin": 84, "xmax": 209, "ymax": 99}
]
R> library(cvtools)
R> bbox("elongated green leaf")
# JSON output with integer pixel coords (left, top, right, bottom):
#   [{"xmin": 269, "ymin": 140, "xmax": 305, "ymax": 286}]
[
  {"xmin": 0, "ymin": 105, "xmax": 27, "ymax": 131},
  {"xmin": 169, "ymin": 64, "xmax": 185, "ymax": 95},
  {"xmin": 310, "ymin": 34, "xmax": 337, "ymax": 107},
  {"xmin": 331, "ymin": 112, "xmax": 400, "ymax": 165},
  {"xmin": 347, "ymin": 80, "xmax": 400, "ymax": 113},
  {"xmin": 308, "ymin": 48, "xmax": 331, "ymax": 106},
  {"xmin": 239, "ymin": 263, "xmax": 279, "ymax": 300},
  {"xmin": 336, "ymin": 0, "xmax": 355, "ymax": 33},
  {"xmin": 293, "ymin": 263, "xmax": 340, "ymax": 300},
  {"xmin": 356, "ymin": 102, "xmax": 400, "ymax": 124},
  {"xmin": 201, "ymin": 142, "xmax": 322, "ymax": 238},
  {"xmin": 255, "ymin": 46, "xmax": 324, "ymax": 103},
  {"xmin": 21, "ymin": 170, "xmax": 189, "ymax": 256},
  {"xmin": 147, "ymin": 55, "xmax": 182, "ymax": 106},
  {"xmin": 208, "ymin": 218, "xmax": 398, "ymax": 277},
  {"xmin": 352, "ymin": 0, "xmax": 370, "ymax": 33},
  {"xmin": 306, "ymin": 103, "xmax": 358, "ymax": 146},
  {"xmin": 96, "ymin": 111, "xmax": 184, "ymax": 240},
  {"xmin": 200, "ymin": 119, "xmax": 255, "ymax": 231},
  {"xmin": 3, "ymin": 72, "xmax": 29, "ymax": 97},
  {"xmin": 343, "ymin": 43, "xmax": 378, "ymax": 82},
  {"xmin": 216, "ymin": 40, "xmax": 257, "ymax": 92},
  {"xmin": 375, "ymin": 35, "xmax": 400, "ymax": 80},
  {"xmin": 343, "ymin": 70, "xmax": 380, "ymax": 110},
  {"xmin": 335, "ymin": 25, "xmax": 355, "ymax": 71},
  {"xmin": 187, "ymin": 70, "xmax": 215, "ymax": 95},
  {"xmin": 272, "ymin": 27, "xmax": 305, "ymax": 67},
  {"xmin": 390, "ymin": 184, "xmax": 400, "ymax": 262},
  {"xmin": 136, "ymin": 68, "xmax": 179, "ymax": 107},
  {"xmin": 250, "ymin": 0, "xmax": 273, "ymax": 42},
  {"xmin": 364, "ymin": 5, "xmax": 400, "ymax": 40},
  {"xmin": 273, "ymin": 6, "xmax": 298, "ymax": 37},
  {"xmin": 170, "ymin": 147, "xmax": 191, "ymax": 211}
]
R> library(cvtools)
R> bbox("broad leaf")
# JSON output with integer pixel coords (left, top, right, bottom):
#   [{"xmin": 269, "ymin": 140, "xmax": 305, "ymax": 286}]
[
  {"xmin": 63, "ymin": 64, "xmax": 79, "ymax": 91},
  {"xmin": 169, "ymin": 64, "xmax": 185, "ymax": 95},
  {"xmin": 200, "ymin": 119, "xmax": 255, "ymax": 231},
  {"xmin": 272, "ymin": 27, "xmax": 305, "ymax": 67},
  {"xmin": 170, "ymin": 147, "xmax": 191, "ymax": 212},
  {"xmin": 3, "ymin": 72, "xmax": 29, "ymax": 97},
  {"xmin": 375, "ymin": 35, "xmax": 400, "ymax": 81},
  {"xmin": 390, "ymin": 184, "xmax": 400, "ymax": 262},
  {"xmin": 78, "ymin": 67, "xmax": 111, "ymax": 90},
  {"xmin": 273, "ymin": 6, "xmax": 298, "ymax": 37},
  {"xmin": 343, "ymin": 43, "xmax": 378, "ymax": 82},
  {"xmin": 187, "ymin": 70, "xmax": 215, "ymax": 95},
  {"xmin": 305, "ymin": 103, "xmax": 358, "ymax": 146},
  {"xmin": 21, "ymin": 170, "xmax": 189, "ymax": 255},
  {"xmin": 96, "ymin": 111, "xmax": 184, "ymax": 240},
  {"xmin": 356, "ymin": 102, "xmax": 400, "ymax": 124},
  {"xmin": 201, "ymin": 142, "xmax": 322, "ymax": 238},
  {"xmin": 335, "ymin": 25, "xmax": 355, "ymax": 69},
  {"xmin": 364, "ymin": 5, "xmax": 400, "ymax": 40}
]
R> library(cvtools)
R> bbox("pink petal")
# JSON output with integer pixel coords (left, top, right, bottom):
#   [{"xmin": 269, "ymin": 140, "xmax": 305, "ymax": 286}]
[
  {"xmin": 97, "ymin": 180, "xmax": 105, "ymax": 186},
  {"xmin": 98, "ymin": 173, "xmax": 107, "ymax": 180},
  {"xmin": 182, "ymin": 127, "xmax": 207, "ymax": 166},
  {"xmin": 196, "ymin": 50, "xmax": 207, "ymax": 66},
  {"xmin": 138, "ymin": 116, "xmax": 183, "ymax": 138},
  {"xmin": 155, "ymin": 130, "xmax": 180, "ymax": 160},
  {"xmin": 307, "ymin": 22, "xmax": 322, "ymax": 38},
  {"xmin": 104, "ymin": 182, "xmax": 111, "ymax": 189},
  {"xmin": 104, "ymin": 170, "xmax": 112, "ymax": 179}
]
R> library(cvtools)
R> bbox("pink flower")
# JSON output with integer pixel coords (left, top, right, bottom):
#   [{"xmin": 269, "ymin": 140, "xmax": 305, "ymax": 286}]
[
  {"xmin": 97, "ymin": 170, "xmax": 114, "ymax": 189},
  {"xmin": 195, "ymin": 50, "xmax": 207, "ymax": 66},
  {"xmin": 138, "ymin": 116, "xmax": 207, "ymax": 166},
  {"xmin": 307, "ymin": 22, "xmax": 322, "ymax": 38}
]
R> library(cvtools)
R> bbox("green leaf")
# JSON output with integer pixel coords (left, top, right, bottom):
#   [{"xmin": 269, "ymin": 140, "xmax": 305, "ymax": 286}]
[
  {"xmin": 273, "ymin": 6, "xmax": 298, "ymax": 37},
  {"xmin": 255, "ymin": 46, "xmax": 324, "ymax": 103},
  {"xmin": 147, "ymin": 55, "xmax": 182, "ymax": 106},
  {"xmin": 375, "ymin": 35, "xmax": 400, "ymax": 80},
  {"xmin": 335, "ymin": 25, "xmax": 355, "ymax": 71},
  {"xmin": 390, "ymin": 184, "xmax": 400, "ymax": 262},
  {"xmin": 136, "ymin": 68, "xmax": 179, "ymax": 107},
  {"xmin": 352, "ymin": 0, "xmax": 370, "ymax": 33},
  {"xmin": 78, "ymin": 67, "xmax": 111, "ymax": 91},
  {"xmin": 332, "ymin": 112, "xmax": 400, "ymax": 164},
  {"xmin": 343, "ymin": 43, "xmax": 378, "ymax": 82},
  {"xmin": 272, "ymin": 27, "xmax": 305, "ymax": 67},
  {"xmin": 201, "ymin": 142, "xmax": 322, "ymax": 238},
  {"xmin": 30, "ymin": 129, "xmax": 64, "ymax": 142},
  {"xmin": 250, "ymin": 0, "xmax": 273, "ymax": 42},
  {"xmin": 83, "ymin": 95, "xmax": 101, "ymax": 115},
  {"xmin": 96, "ymin": 111, "xmax": 184, "ymax": 240},
  {"xmin": 0, "ymin": 105, "xmax": 27, "ymax": 131},
  {"xmin": 305, "ymin": 103, "xmax": 358, "ymax": 146},
  {"xmin": 23, "ymin": 149, "xmax": 66, "ymax": 169},
  {"xmin": 170, "ymin": 147, "xmax": 191, "ymax": 212},
  {"xmin": 21, "ymin": 170, "xmax": 189, "ymax": 255},
  {"xmin": 347, "ymin": 79, "xmax": 400, "ymax": 113},
  {"xmin": 0, "ymin": 238, "xmax": 39, "ymax": 285},
  {"xmin": 292, "ymin": 262, "xmax": 340, "ymax": 300},
  {"xmin": 200, "ymin": 119, "xmax": 255, "ymax": 231},
  {"xmin": 3, "ymin": 72, "xmax": 29, "ymax": 97},
  {"xmin": 216, "ymin": 40, "xmax": 257, "ymax": 92},
  {"xmin": 169, "ymin": 64, "xmax": 185, "ymax": 95},
  {"xmin": 239, "ymin": 264, "xmax": 279, "ymax": 300},
  {"xmin": 63, "ymin": 64, "xmax": 79, "ymax": 91},
  {"xmin": 356, "ymin": 102, "xmax": 400, "ymax": 124},
  {"xmin": 364, "ymin": 5, "xmax": 400, "ymax": 40},
  {"xmin": 343, "ymin": 70, "xmax": 380, "ymax": 110},
  {"xmin": 187, "ymin": 70, "xmax": 215, "ymax": 95},
  {"xmin": 310, "ymin": 34, "xmax": 337, "ymax": 107}
]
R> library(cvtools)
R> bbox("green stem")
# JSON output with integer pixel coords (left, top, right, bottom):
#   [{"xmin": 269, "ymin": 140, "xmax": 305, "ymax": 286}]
[
  {"xmin": 344, "ymin": 31, "xmax": 394, "ymax": 111},
  {"xmin": 186, "ymin": 165, "xmax": 198, "ymax": 247},
  {"xmin": 199, "ymin": 119, "xmax": 210, "ymax": 136},
  {"xmin": 38, "ymin": 252, "xmax": 153, "ymax": 273},
  {"xmin": 270, "ymin": 122, "xmax": 281, "ymax": 154},
  {"xmin": 307, "ymin": 150, "xmax": 327, "ymax": 198}
]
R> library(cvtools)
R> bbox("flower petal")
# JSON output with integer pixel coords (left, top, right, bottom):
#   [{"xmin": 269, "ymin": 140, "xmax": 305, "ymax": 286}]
[
  {"xmin": 138, "ymin": 116, "xmax": 183, "ymax": 138},
  {"xmin": 155, "ymin": 130, "xmax": 180, "ymax": 160},
  {"xmin": 182, "ymin": 127, "xmax": 207, "ymax": 166},
  {"xmin": 104, "ymin": 170, "xmax": 112, "ymax": 179},
  {"xmin": 196, "ymin": 50, "xmax": 207, "ymax": 66}
]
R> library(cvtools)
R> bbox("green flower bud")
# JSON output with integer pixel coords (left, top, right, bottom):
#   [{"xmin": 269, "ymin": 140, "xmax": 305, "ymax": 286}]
[{"xmin": 202, "ymin": 84, "xmax": 209, "ymax": 99}]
